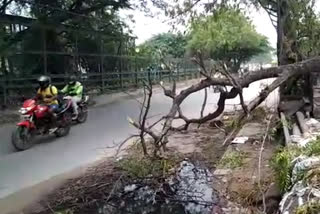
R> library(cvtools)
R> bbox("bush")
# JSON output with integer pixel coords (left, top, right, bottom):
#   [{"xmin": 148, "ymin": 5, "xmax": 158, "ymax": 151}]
[
  {"xmin": 117, "ymin": 157, "xmax": 174, "ymax": 178},
  {"xmin": 271, "ymin": 137, "xmax": 320, "ymax": 193},
  {"xmin": 116, "ymin": 143, "xmax": 177, "ymax": 178}
]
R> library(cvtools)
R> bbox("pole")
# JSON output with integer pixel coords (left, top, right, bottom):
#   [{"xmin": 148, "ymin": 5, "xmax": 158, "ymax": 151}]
[
  {"xmin": 42, "ymin": 28, "xmax": 47, "ymax": 74},
  {"xmin": 135, "ymin": 56, "xmax": 138, "ymax": 87},
  {"xmin": 100, "ymin": 36, "xmax": 105, "ymax": 93},
  {"xmin": 3, "ymin": 82, "xmax": 7, "ymax": 106}
]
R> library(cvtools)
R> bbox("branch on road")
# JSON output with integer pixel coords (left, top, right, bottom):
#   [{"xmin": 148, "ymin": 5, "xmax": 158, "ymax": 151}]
[
  {"xmin": 158, "ymin": 57, "xmax": 320, "ymax": 147},
  {"xmin": 127, "ymin": 57, "xmax": 320, "ymax": 155}
]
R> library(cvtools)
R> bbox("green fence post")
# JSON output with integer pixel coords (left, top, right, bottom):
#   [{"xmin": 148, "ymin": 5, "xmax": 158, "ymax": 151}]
[
  {"xmin": 120, "ymin": 70, "xmax": 123, "ymax": 89},
  {"xmin": 100, "ymin": 38, "xmax": 105, "ymax": 93},
  {"xmin": 3, "ymin": 83, "xmax": 7, "ymax": 106},
  {"xmin": 42, "ymin": 28, "xmax": 47, "ymax": 75},
  {"xmin": 118, "ymin": 56, "xmax": 123, "ymax": 89},
  {"xmin": 135, "ymin": 57, "xmax": 138, "ymax": 87}
]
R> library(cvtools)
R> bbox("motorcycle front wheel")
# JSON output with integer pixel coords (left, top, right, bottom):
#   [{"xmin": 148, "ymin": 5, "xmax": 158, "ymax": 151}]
[
  {"xmin": 11, "ymin": 126, "xmax": 33, "ymax": 151},
  {"xmin": 76, "ymin": 105, "xmax": 88, "ymax": 123},
  {"xmin": 55, "ymin": 112, "xmax": 72, "ymax": 137}
]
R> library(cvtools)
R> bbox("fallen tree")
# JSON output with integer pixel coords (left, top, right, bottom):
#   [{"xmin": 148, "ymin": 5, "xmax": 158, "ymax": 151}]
[{"xmin": 129, "ymin": 57, "xmax": 320, "ymax": 155}]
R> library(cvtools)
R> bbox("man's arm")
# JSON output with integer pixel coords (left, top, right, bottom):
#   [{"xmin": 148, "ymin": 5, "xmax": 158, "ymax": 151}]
[
  {"xmin": 34, "ymin": 89, "xmax": 42, "ymax": 101},
  {"xmin": 51, "ymin": 86, "xmax": 58, "ymax": 100},
  {"xmin": 75, "ymin": 84, "xmax": 83, "ymax": 96},
  {"xmin": 61, "ymin": 85, "xmax": 68, "ymax": 94}
]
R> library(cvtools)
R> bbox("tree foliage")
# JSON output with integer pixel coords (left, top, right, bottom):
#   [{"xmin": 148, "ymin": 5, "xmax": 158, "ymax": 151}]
[
  {"xmin": 0, "ymin": 0, "xmax": 133, "ymax": 76},
  {"xmin": 187, "ymin": 8, "xmax": 270, "ymax": 72},
  {"xmin": 138, "ymin": 33, "xmax": 188, "ymax": 59},
  {"xmin": 292, "ymin": 0, "xmax": 320, "ymax": 58}
]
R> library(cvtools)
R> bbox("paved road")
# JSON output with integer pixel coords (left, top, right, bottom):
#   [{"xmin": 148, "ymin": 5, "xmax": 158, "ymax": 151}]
[{"xmin": 0, "ymin": 79, "xmax": 278, "ymax": 201}]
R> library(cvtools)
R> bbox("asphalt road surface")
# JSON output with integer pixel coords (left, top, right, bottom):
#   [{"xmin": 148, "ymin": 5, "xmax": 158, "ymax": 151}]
[{"xmin": 0, "ymin": 79, "xmax": 278, "ymax": 201}]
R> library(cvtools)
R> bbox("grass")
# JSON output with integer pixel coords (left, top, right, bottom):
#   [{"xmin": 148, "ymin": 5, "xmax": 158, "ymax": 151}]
[
  {"xmin": 218, "ymin": 150, "xmax": 247, "ymax": 169},
  {"xmin": 116, "ymin": 141, "xmax": 178, "ymax": 178},
  {"xmin": 117, "ymin": 156, "xmax": 175, "ymax": 178},
  {"xmin": 295, "ymin": 201, "xmax": 320, "ymax": 214}
]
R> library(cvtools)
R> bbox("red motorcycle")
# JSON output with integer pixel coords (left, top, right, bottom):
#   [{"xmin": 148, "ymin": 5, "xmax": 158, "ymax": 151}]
[{"xmin": 11, "ymin": 98, "xmax": 73, "ymax": 151}]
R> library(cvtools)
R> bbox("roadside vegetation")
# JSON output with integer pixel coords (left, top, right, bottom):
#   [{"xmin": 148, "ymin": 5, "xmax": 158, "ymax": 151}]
[
  {"xmin": 272, "ymin": 138, "xmax": 320, "ymax": 193},
  {"xmin": 218, "ymin": 150, "xmax": 247, "ymax": 169},
  {"xmin": 3, "ymin": 0, "xmax": 320, "ymax": 213}
]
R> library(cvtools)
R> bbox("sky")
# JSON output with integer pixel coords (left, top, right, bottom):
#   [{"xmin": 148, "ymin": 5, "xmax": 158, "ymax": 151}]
[
  {"xmin": 121, "ymin": 1, "xmax": 320, "ymax": 48},
  {"xmin": 120, "ymin": 3, "xmax": 277, "ymax": 47}
]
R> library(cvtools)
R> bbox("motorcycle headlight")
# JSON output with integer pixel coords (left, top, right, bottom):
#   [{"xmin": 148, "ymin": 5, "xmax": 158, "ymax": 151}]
[
  {"xmin": 19, "ymin": 108, "xmax": 27, "ymax": 114},
  {"xmin": 19, "ymin": 107, "xmax": 32, "ymax": 114}
]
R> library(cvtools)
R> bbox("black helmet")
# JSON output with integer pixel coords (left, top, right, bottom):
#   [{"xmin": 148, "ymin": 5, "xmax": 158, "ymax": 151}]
[
  {"xmin": 68, "ymin": 75, "xmax": 77, "ymax": 85},
  {"xmin": 37, "ymin": 75, "xmax": 51, "ymax": 89}
]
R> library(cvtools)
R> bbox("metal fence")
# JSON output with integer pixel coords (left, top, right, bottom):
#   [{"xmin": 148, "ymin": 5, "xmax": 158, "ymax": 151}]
[
  {"xmin": 0, "ymin": 19, "xmax": 201, "ymax": 106},
  {"xmin": 0, "ymin": 57, "xmax": 200, "ymax": 106}
]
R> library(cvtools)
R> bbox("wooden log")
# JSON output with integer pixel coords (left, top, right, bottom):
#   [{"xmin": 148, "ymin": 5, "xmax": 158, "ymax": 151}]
[
  {"xmin": 292, "ymin": 123, "xmax": 302, "ymax": 136},
  {"xmin": 280, "ymin": 112, "xmax": 292, "ymax": 146},
  {"xmin": 296, "ymin": 111, "xmax": 308, "ymax": 137}
]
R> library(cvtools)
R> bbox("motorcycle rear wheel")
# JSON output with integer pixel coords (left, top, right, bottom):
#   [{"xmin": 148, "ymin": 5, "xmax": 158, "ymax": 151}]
[{"xmin": 11, "ymin": 126, "xmax": 33, "ymax": 151}]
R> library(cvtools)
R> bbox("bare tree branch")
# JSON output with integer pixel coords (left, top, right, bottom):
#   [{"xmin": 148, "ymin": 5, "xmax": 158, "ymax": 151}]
[
  {"xmin": 199, "ymin": 88, "xmax": 208, "ymax": 119},
  {"xmin": 220, "ymin": 63, "xmax": 249, "ymax": 115},
  {"xmin": 137, "ymin": 75, "xmax": 154, "ymax": 156},
  {"xmin": 129, "ymin": 57, "xmax": 320, "ymax": 155},
  {"xmin": 110, "ymin": 135, "xmax": 139, "ymax": 158},
  {"xmin": 258, "ymin": 115, "xmax": 273, "ymax": 214},
  {"xmin": 159, "ymin": 57, "xmax": 320, "ymax": 148},
  {"xmin": 174, "ymin": 87, "xmax": 239, "ymax": 130}
]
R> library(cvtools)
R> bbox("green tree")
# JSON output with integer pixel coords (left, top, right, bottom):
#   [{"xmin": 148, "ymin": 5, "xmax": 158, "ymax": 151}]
[
  {"xmin": 138, "ymin": 33, "xmax": 188, "ymax": 59},
  {"xmin": 187, "ymin": 8, "xmax": 270, "ymax": 72},
  {"xmin": 0, "ymin": 0, "xmax": 132, "ymax": 76},
  {"xmin": 249, "ymin": 50, "xmax": 275, "ymax": 67}
]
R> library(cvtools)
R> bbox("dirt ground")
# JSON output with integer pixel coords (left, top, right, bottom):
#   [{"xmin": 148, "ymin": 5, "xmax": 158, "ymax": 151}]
[
  {"xmin": 168, "ymin": 118, "xmax": 279, "ymax": 213},
  {"xmin": 216, "ymin": 139, "xmax": 277, "ymax": 206},
  {"xmin": 26, "ymin": 114, "xmax": 279, "ymax": 214}
]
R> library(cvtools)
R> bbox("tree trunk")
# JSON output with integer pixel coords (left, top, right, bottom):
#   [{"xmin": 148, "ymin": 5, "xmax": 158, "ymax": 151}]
[{"xmin": 277, "ymin": 0, "xmax": 310, "ymax": 101}]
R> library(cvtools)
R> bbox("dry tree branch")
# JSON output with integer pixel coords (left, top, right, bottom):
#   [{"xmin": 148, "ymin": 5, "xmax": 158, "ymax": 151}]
[
  {"xmin": 258, "ymin": 115, "xmax": 273, "ymax": 214},
  {"xmin": 106, "ymin": 174, "xmax": 124, "ymax": 202},
  {"xmin": 198, "ymin": 87, "xmax": 208, "ymax": 128},
  {"xmin": 115, "ymin": 73, "xmax": 158, "ymax": 157},
  {"xmin": 220, "ymin": 63, "xmax": 249, "ymax": 115},
  {"xmin": 173, "ymin": 87, "xmax": 239, "ymax": 131},
  {"xmin": 160, "ymin": 81, "xmax": 175, "ymax": 99},
  {"xmin": 137, "ymin": 76, "xmax": 154, "ymax": 156},
  {"xmin": 111, "ymin": 135, "xmax": 140, "ymax": 158},
  {"xmin": 160, "ymin": 57, "xmax": 177, "ymax": 98},
  {"xmin": 46, "ymin": 203, "xmax": 55, "ymax": 214},
  {"xmin": 192, "ymin": 52, "xmax": 214, "ymax": 79},
  {"xmin": 222, "ymin": 68, "xmax": 294, "ymax": 145},
  {"xmin": 130, "ymin": 57, "xmax": 320, "ymax": 154},
  {"xmin": 139, "ymin": 85, "xmax": 148, "ymax": 123}
]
